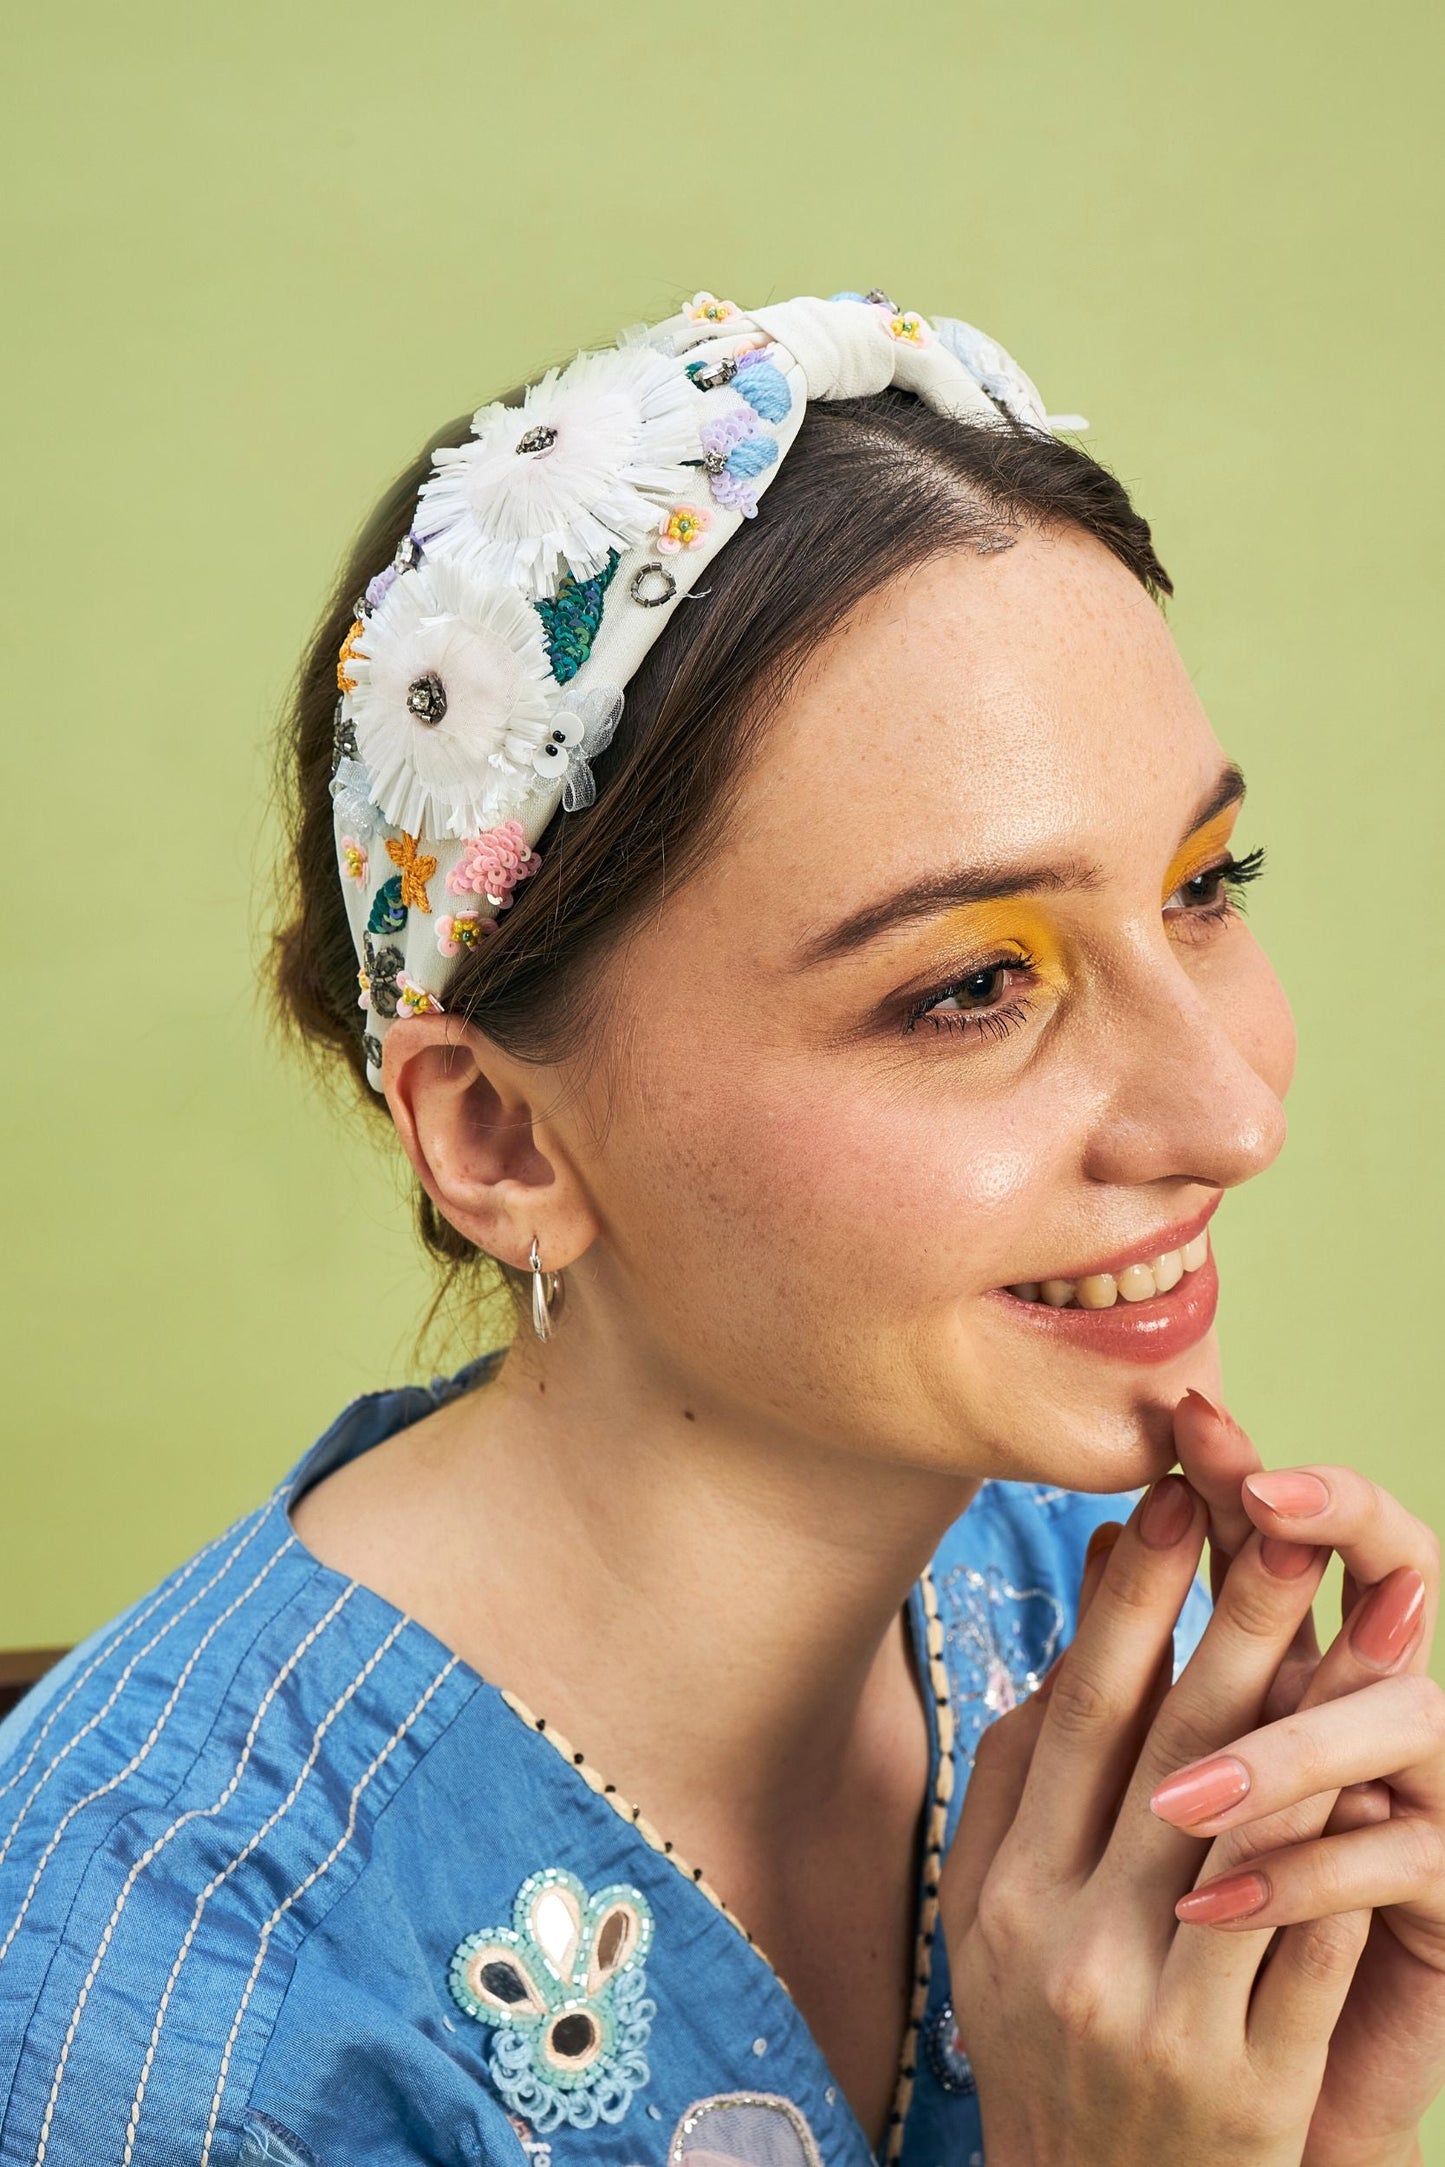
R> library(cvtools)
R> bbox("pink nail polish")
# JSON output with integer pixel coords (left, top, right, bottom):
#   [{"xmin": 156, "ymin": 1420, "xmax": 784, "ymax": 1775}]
[
  {"xmin": 1350, "ymin": 1568, "xmax": 1427, "ymax": 1670},
  {"xmin": 1176, "ymin": 1870, "xmax": 1270, "ymax": 1925},
  {"xmin": 1139, "ymin": 1475, "xmax": 1195, "ymax": 1549},
  {"xmin": 1244, "ymin": 1471, "xmax": 1330, "ymax": 1519},
  {"xmin": 1259, "ymin": 1535, "xmax": 1318, "ymax": 1579},
  {"xmin": 1150, "ymin": 1753, "xmax": 1251, "ymax": 1826},
  {"xmin": 1180, "ymin": 1387, "xmax": 1224, "ymax": 1422}
]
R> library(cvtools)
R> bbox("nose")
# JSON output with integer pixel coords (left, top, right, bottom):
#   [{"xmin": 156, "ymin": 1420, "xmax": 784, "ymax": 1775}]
[{"xmin": 1079, "ymin": 944, "xmax": 1292, "ymax": 1195}]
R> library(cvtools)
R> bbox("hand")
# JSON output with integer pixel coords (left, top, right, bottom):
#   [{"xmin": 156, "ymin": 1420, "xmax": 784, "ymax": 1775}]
[
  {"xmin": 1161, "ymin": 1399, "xmax": 1444, "ymax": 2167},
  {"xmin": 940, "ymin": 1474, "xmax": 1369, "ymax": 2164}
]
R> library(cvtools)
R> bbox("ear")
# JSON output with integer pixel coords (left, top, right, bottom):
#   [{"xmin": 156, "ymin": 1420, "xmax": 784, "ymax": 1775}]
[{"xmin": 380, "ymin": 1012, "xmax": 601, "ymax": 1273}]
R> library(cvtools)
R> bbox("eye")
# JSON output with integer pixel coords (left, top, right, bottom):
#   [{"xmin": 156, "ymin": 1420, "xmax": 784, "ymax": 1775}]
[
  {"xmin": 902, "ymin": 954, "xmax": 1036, "ymax": 1039},
  {"xmin": 1164, "ymin": 845, "xmax": 1267, "ymax": 934}
]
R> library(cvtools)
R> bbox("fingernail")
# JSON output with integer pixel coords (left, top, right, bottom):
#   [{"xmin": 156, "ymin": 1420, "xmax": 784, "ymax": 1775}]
[
  {"xmin": 1181, "ymin": 1387, "xmax": 1224, "ymax": 1422},
  {"xmin": 1175, "ymin": 1870, "xmax": 1270, "ymax": 1925},
  {"xmin": 1244, "ymin": 1471, "xmax": 1330, "ymax": 1519},
  {"xmin": 1150, "ymin": 1753, "xmax": 1251, "ymax": 1826},
  {"xmin": 1259, "ymin": 1535, "xmax": 1318, "ymax": 1579},
  {"xmin": 1350, "ymin": 1568, "xmax": 1427, "ymax": 1671},
  {"xmin": 1085, "ymin": 1522, "xmax": 1123, "ymax": 1567},
  {"xmin": 1139, "ymin": 1474, "xmax": 1195, "ymax": 1549}
]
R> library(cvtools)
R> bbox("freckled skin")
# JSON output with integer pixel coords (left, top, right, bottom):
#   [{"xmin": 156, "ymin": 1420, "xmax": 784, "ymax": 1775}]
[{"xmin": 386, "ymin": 526, "xmax": 1295, "ymax": 1497}]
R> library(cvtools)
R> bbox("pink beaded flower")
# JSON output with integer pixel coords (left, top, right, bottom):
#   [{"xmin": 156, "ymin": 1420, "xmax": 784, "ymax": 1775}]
[
  {"xmin": 684, "ymin": 291, "xmax": 740, "ymax": 326},
  {"xmin": 435, "ymin": 912, "xmax": 492, "ymax": 957},
  {"xmin": 446, "ymin": 820, "xmax": 543, "ymax": 908},
  {"xmin": 656, "ymin": 505, "xmax": 712, "ymax": 553},
  {"xmin": 395, "ymin": 973, "xmax": 443, "ymax": 1017},
  {"xmin": 340, "ymin": 837, "xmax": 368, "ymax": 883},
  {"xmin": 878, "ymin": 308, "xmax": 932, "ymax": 348}
]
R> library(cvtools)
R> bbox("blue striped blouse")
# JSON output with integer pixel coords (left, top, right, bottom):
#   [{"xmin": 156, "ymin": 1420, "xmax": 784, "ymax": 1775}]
[{"xmin": 0, "ymin": 1354, "xmax": 1207, "ymax": 2167}]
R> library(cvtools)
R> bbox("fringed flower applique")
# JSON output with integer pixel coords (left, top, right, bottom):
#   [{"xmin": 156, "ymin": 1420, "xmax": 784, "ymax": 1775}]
[
  {"xmin": 698, "ymin": 406, "xmax": 780, "ymax": 518},
  {"xmin": 449, "ymin": 1868, "xmax": 656, "ymax": 2131},
  {"xmin": 415, "ymin": 347, "xmax": 701, "ymax": 599},
  {"xmin": 656, "ymin": 505, "xmax": 711, "ymax": 554},
  {"xmin": 384, "ymin": 831, "xmax": 437, "ymax": 913},
  {"xmin": 343, "ymin": 555, "xmax": 563, "ymax": 837},
  {"xmin": 447, "ymin": 820, "xmax": 543, "ymax": 907},
  {"xmin": 339, "ymin": 837, "xmax": 368, "ymax": 884},
  {"xmin": 436, "ymin": 912, "xmax": 489, "ymax": 957}
]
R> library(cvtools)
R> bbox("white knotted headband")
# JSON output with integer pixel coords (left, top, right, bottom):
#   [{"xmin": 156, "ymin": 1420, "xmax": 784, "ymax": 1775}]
[{"xmin": 331, "ymin": 289, "xmax": 1084, "ymax": 1088}]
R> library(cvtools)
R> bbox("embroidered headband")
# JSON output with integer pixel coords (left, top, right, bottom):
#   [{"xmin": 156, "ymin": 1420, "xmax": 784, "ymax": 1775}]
[{"xmin": 331, "ymin": 288, "xmax": 1084, "ymax": 1088}]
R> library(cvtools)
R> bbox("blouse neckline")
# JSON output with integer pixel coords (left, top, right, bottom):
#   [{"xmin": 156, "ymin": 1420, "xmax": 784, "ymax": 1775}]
[{"xmin": 282, "ymin": 1352, "xmax": 960, "ymax": 2166}]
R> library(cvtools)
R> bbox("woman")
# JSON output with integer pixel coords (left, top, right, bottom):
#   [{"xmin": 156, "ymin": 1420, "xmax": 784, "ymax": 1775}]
[{"xmin": 1, "ymin": 290, "xmax": 1441, "ymax": 2167}]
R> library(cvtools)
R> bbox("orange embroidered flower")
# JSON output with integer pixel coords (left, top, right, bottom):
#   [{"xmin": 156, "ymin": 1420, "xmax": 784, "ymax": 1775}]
[
  {"xmin": 337, "ymin": 618, "xmax": 365, "ymax": 695},
  {"xmin": 385, "ymin": 830, "xmax": 438, "ymax": 912}
]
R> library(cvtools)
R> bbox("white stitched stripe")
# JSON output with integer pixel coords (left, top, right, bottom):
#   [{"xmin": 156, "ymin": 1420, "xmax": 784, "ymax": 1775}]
[
  {"xmin": 0, "ymin": 1541, "xmax": 294, "ymax": 1968},
  {"xmin": 0, "ymin": 1497, "xmax": 286, "ymax": 1872},
  {"xmin": 26, "ymin": 1586, "xmax": 362, "ymax": 2167},
  {"xmin": 0, "ymin": 1490, "xmax": 286, "ymax": 1812},
  {"xmin": 200, "ymin": 1655, "xmax": 458, "ymax": 2167},
  {"xmin": 116, "ymin": 1613, "xmax": 407, "ymax": 2167}
]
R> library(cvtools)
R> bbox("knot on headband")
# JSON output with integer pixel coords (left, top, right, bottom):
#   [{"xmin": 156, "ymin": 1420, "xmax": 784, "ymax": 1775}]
[{"xmin": 330, "ymin": 289, "xmax": 1082, "ymax": 1088}]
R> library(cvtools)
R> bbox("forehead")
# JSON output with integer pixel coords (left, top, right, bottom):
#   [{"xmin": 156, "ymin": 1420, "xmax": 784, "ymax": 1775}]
[{"xmin": 709, "ymin": 527, "xmax": 1223, "ymax": 945}]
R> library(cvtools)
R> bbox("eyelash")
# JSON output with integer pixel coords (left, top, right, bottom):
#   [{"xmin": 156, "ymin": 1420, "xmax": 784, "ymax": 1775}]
[{"xmin": 901, "ymin": 845, "xmax": 1268, "ymax": 1040}]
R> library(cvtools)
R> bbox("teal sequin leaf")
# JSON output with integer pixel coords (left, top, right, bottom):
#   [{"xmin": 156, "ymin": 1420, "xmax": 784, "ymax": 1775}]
[
  {"xmin": 367, "ymin": 875, "xmax": 407, "ymax": 936},
  {"xmin": 535, "ymin": 552, "xmax": 621, "ymax": 685}
]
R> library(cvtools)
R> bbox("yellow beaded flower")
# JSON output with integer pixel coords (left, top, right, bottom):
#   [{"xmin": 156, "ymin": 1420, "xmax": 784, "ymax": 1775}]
[
  {"xmin": 685, "ymin": 292, "xmax": 740, "ymax": 326},
  {"xmin": 656, "ymin": 505, "xmax": 712, "ymax": 554},
  {"xmin": 883, "ymin": 310, "xmax": 932, "ymax": 348}
]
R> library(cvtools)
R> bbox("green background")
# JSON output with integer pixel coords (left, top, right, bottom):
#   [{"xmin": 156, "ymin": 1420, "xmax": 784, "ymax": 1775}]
[{"xmin": 3, "ymin": 3, "xmax": 1442, "ymax": 2132}]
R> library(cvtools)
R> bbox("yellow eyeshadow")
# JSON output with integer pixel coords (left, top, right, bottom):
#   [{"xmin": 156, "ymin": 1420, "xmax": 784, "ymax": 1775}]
[
  {"xmin": 1164, "ymin": 808, "xmax": 1238, "ymax": 901},
  {"xmin": 937, "ymin": 900, "xmax": 1069, "ymax": 977}
]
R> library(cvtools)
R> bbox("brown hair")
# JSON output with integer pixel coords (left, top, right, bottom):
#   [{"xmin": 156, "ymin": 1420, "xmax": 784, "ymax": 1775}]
[{"xmin": 271, "ymin": 387, "xmax": 1171, "ymax": 1328}]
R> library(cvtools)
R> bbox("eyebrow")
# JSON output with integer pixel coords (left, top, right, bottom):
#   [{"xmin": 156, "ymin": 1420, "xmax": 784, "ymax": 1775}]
[{"xmin": 792, "ymin": 761, "xmax": 1247, "ymax": 969}]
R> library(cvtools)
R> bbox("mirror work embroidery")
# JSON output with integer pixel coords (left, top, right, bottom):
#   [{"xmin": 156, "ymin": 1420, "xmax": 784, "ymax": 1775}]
[{"xmin": 449, "ymin": 1866, "xmax": 656, "ymax": 2129}]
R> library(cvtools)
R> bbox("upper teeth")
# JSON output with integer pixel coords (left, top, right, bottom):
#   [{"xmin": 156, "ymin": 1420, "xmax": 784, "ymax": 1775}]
[{"xmin": 1008, "ymin": 1232, "xmax": 1209, "ymax": 1310}]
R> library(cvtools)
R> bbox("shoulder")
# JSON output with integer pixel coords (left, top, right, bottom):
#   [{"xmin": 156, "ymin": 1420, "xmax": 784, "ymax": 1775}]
[
  {"xmin": 0, "ymin": 1475, "xmax": 500, "ymax": 2165},
  {"xmin": 929, "ymin": 1480, "xmax": 1211, "ymax": 1761}
]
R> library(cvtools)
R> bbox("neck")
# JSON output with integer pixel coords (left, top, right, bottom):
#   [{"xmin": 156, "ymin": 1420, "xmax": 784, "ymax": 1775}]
[{"xmin": 404, "ymin": 1278, "xmax": 978, "ymax": 1842}]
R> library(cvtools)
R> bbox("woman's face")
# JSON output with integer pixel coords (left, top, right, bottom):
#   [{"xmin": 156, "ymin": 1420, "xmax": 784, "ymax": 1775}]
[{"xmin": 521, "ymin": 528, "xmax": 1292, "ymax": 1491}]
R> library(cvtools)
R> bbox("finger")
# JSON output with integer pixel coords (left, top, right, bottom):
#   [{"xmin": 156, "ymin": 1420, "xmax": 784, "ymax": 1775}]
[
  {"xmin": 1293, "ymin": 1566, "xmax": 1427, "ymax": 1714},
  {"xmin": 1096, "ymin": 1529, "xmax": 1329, "ymax": 1924},
  {"xmin": 942, "ymin": 1527, "xmax": 1120, "ymax": 1939},
  {"xmin": 1240, "ymin": 1465, "xmax": 1440, "ymax": 1668},
  {"xmin": 1011, "ymin": 1475, "xmax": 1207, "ymax": 1877},
  {"xmin": 1149, "ymin": 1672, "xmax": 1445, "ymax": 1835},
  {"xmin": 1244, "ymin": 1905, "xmax": 1371, "ymax": 2078},
  {"xmin": 1174, "ymin": 1815, "xmax": 1445, "ymax": 1937},
  {"xmin": 941, "ymin": 1689, "xmax": 1051, "ymax": 1942},
  {"xmin": 1171, "ymin": 1389, "xmax": 1264, "ymax": 1594}
]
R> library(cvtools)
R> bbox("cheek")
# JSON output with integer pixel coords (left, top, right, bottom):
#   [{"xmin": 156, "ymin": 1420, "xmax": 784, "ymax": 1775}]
[{"xmin": 607, "ymin": 1043, "xmax": 1069, "ymax": 1307}]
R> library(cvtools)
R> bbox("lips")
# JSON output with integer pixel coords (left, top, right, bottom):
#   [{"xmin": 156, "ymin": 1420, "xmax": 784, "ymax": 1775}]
[{"xmin": 986, "ymin": 1198, "xmax": 1222, "ymax": 1366}]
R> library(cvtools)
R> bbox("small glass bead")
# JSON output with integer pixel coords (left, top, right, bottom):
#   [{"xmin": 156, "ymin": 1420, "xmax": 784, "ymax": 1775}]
[{"xmin": 516, "ymin": 424, "xmax": 559, "ymax": 456}]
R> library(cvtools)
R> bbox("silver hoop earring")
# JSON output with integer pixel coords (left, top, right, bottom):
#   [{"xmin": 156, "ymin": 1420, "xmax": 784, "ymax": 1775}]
[{"xmin": 530, "ymin": 1236, "xmax": 561, "ymax": 1342}]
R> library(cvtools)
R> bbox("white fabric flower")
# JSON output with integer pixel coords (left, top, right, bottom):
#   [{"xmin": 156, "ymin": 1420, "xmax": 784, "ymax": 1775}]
[
  {"xmin": 415, "ymin": 346, "xmax": 702, "ymax": 600},
  {"xmin": 344, "ymin": 555, "xmax": 561, "ymax": 837}
]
